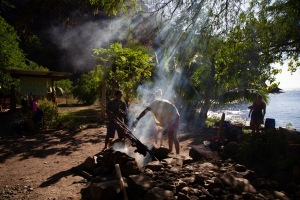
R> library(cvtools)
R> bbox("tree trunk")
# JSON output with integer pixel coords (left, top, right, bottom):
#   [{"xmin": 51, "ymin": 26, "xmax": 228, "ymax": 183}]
[
  {"xmin": 198, "ymin": 90, "xmax": 212, "ymax": 126},
  {"xmin": 101, "ymin": 81, "xmax": 107, "ymax": 119},
  {"xmin": 198, "ymin": 59, "xmax": 216, "ymax": 127}
]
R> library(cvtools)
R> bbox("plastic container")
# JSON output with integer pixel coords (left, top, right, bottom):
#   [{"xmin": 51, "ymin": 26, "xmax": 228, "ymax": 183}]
[{"xmin": 265, "ymin": 118, "xmax": 276, "ymax": 130}]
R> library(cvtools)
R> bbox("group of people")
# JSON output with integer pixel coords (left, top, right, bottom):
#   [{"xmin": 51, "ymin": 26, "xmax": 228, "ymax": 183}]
[
  {"xmin": 104, "ymin": 89, "xmax": 181, "ymax": 154},
  {"xmin": 23, "ymin": 94, "xmax": 44, "ymax": 127},
  {"xmin": 104, "ymin": 89, "xmax": 267, "ymax": 156}
]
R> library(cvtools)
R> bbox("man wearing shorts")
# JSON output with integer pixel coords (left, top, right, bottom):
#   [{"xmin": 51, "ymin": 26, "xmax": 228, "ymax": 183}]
[
  {"xmin": 133, "ymin": 95, "xmax": 180, "ymax": 154},
  {"xmin": 104, "ymin": 90, "xmax": 128, "ymax": 149}
]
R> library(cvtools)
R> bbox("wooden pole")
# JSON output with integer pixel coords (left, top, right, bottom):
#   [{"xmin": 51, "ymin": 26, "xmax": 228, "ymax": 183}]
[
  {"xmin": 115, "ymin": 164, "xmax": 128, "ymax": 200},
  {"xmin": 101, "ymin": 81, "xmax": 107, "ymax": 119},
  {"xmin": 217, "ymin": 112, "xmax": 225, "ymax": 137}
]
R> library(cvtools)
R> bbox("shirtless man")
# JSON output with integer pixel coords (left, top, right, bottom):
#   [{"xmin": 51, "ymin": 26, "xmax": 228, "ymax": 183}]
[{"xmin": 133, "ymin": 95, "xmax": 180, "ymax": 154}]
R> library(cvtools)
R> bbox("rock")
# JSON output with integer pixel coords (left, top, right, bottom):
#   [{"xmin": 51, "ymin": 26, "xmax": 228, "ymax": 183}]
[
  {"xmin": 189, "ymin": 145, "xmax": 219, "ymax": 162},
  {"xmin": 177, "ymin": 191, "xmax": 190, "ymax": 200},
  {"xmin": 194, "ymin": 174, "xmax": 206, "ymax": 186},
  {"xmin": 82, "ymin": 156, "xmax": 97, "ymax": 172},
  {"xmin": 121, "ymin": 160, "xmax": 141, "ymax": 177},
  {"xmin": 144, "ymin": 187, "xmax": 174, "ymax": 200},
  {"xmin": 234, "ymin": 164, "xmax": 247, "ymax": 172},
  {"xmin": 81, "ymin": 180, "xmax": 123, "ymax": 200},
  {"xmin": 181, "ymin": 176, "xmax": 196, "ymax": 184},
  {"xmin": 78, "ymin": 140, "xmax": 297, "ymax": 200},
  {"xmin": 93, "ymin": 166, "xmax": 111, "ymax": 176},
  {"xmin": 198, "ymin": 162, "xmax": 218, "ymax": 171},
  {"xmin": 143, "ymin": 168, "xmax": 154, "ymax": 176},
  {"xmin": 252, "ymin": 178, "xmax": 279, "ymax": 189},
  {"xmin": 242, "ymin": 170, "xmax": 257, "ymax": 180},
  {"xmin": 157, "ymin": 182, "xmax": 176, "ymax": 192},
  {"xmin": 220, "ymin": 173, "xmax": 257, "ymax": 193},
  {"xmin": 145, "ymin": 161, "xmax": 164, "ymax": 171},
  {"xmin": 272, "ymin": 190, "xmax": 291, "ymax": 200},
  {"xmin": 175, "ymin": 180, "xmax": 188, "ymax": 191},
  {"xmin": 153, "ymin": 146, "xmax": 170, "ymax": 160},
  {"xmin": 180, "ymin": 186, "xmax": 190, "ymax": 195},
  {"xmin": 127, "ymin": 174, "xmax": 155, "ymax": 197}
]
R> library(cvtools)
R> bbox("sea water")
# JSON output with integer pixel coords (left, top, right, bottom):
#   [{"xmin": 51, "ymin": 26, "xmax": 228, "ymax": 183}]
[{"xmin": 207, "ymin": 88, "xmax": 300, "ymax": 130}]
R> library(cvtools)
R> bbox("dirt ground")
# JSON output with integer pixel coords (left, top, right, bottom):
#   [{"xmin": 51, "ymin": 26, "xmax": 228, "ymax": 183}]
[{"xmin": 0, "ymin": 103, "xmax": 208, "ymax": 200}]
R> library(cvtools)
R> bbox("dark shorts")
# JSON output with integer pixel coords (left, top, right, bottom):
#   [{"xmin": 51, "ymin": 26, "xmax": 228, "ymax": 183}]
[{"xmin": 107, "ymin": 122, "xmax": 124, "ymax": 139}]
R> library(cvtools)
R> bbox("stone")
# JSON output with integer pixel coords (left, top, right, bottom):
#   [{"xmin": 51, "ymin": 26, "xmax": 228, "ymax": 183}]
[
  {"xmin": 181, "ymin": 186, "xmax": 190, "ymax": 195},
  {"xmin": 81, "ymin": 180, "xmax": 123, "ymax": 200},
  {"xmin": 144, "ymin": 187, "xmax": 174, "ymax": 200},
  {"xmin": 177, "ymin": 192, "xmax": 190, "ymax": 200},
  {"xmin": 157, "ymin": 182, "xmax": 176, "ymax": 192},
  {"xmin": 234, "ymin": 164, "xmax": 247, "ymax": 172},
  {"xmin": 82, "ymin": 156, "xmax": 96, "ymax": 172},
  {"xmin": 93, "ymin": 166, "xmax": 111, "ymax": 176},
  {"xmin": 120, "ymin": 160, "xmax": 141, "ymax": 177},
  {"xmin": 145, "ymin": 161, "xmax": 164, "ymax": 171},
  {"xmin": 189, "ymin": 145, "xmax": 218, "ymax": 162},
  {"xmin": 170, "ymin": 166, "xmax": 182, "ymax": 173},
  {"xmin": 175, "ymin": 180, "xmax": 188, "ymax": 191},
  {"xmin": 127, "ymin": 174, "xmax": 155, "ymax": 197},
  {"xmin": 162, "ymin": 158, "xmax": 175, "ymax": 166},
  {"xmin": 153, "ymin": 146, "xmax": 170, "ymax": 160},
  {"xmin": 272, "ymin": 190, "xmax": 290, "ymax": 200},
  {"xmin": 220, "ymin": 173, "xmax": 257, "ymax": 194}
]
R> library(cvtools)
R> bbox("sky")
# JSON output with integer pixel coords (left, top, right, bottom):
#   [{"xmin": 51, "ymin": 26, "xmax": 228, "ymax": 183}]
[{"xmin": 273, "ymin": 63, "xmax": 300, "ymax": 89}]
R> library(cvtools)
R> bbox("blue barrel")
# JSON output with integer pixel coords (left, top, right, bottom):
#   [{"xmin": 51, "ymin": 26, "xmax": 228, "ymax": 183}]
[{"xmin": 265, "ymin": 118, "xmax": 276, "ymax": 130}]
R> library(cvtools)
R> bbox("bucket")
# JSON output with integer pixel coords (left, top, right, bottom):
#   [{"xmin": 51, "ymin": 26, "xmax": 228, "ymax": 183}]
[{"xmin": 265, "ymin": 118, "xmax": 275, "ymax": 130}]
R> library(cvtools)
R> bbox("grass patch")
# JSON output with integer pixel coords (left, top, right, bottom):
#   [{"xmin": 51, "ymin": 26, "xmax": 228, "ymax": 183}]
[
  {"xmin": 58, "ymin": 106, "xmax": 102, "ymax": 128},
  {"xmin": 206, "ymin": 116, "xmax": 220, "ymax": 127}
]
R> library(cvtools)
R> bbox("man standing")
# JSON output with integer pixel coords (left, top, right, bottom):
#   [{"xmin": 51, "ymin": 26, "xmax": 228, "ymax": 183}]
[
  {"xmin": 104, "ymin": 90, "xmax": 128, "ymax": 150},
  {"xmin": 133, "ymin": 94, "xmax": 180, "ymax": 154}
]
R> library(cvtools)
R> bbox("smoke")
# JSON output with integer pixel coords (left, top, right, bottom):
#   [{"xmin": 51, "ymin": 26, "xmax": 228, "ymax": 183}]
[
  {"xmin": 112, "ymin": 139, "xmax": 152, "ymax": 167},
  {"xmin": 47, "ymin": 3, "xmax": 198, "ymax": 156},
  {"xmin": 48, "ymin": 15, "xmax": 132, "ymax": 72}
]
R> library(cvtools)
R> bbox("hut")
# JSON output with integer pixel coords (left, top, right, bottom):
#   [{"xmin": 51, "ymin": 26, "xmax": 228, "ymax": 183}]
[{"xmin": 4, "ymin": 69, "xmax": 72, "ymax": 111}]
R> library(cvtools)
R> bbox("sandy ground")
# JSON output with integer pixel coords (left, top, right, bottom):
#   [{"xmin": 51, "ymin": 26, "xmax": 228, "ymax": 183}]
[{"xmin": 0, "ymin": 105, "xmax": 205, "ymax": 200}]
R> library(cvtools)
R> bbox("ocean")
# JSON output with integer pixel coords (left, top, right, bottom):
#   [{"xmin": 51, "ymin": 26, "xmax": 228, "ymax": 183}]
[{"xmin": 207, "ymin": 88, "xmax": 300, "ymax": 131}]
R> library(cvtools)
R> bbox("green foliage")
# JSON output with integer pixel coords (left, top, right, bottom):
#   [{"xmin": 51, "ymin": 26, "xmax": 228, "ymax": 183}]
[
  {"xmin": 89, "ymin": 0, "xmax": 139, "ymax": 15},
  {"xmin": 0, "ymin": 16, "xmax": 25, "ymax": 94},
  {"xmin": 238, "ymin": 130, "xmax": 287, "ymax": 169},
  {"xmin": 93, "ymin": 42, "xmax": 155, "ymax": 105},
  {"xmin": 38, "ymin": 99, "xmax": 59, "ymax": 129},
  {"xmin": 0, "ymin": 16, "xmax": 47, "ymax": 95},
  {"xmin": 0, "ymin": 16, "xmax": 27, "ymax": 70},
  {"xmin": 255, "ymin": 0, "xmax": 300, "ymax": 72},
  {"xmin": 205, "ymin": 116, "xmax": 220, "ymax": 127},
  {"xmin": 72, "ymin": 70, "xmax": 102, "ymax": 104},
  {"xmin": 285, "ymin": 122, "xmax": 293, "ymax": 129}
]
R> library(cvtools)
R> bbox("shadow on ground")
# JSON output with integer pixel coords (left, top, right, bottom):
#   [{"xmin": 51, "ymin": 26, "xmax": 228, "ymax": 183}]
[{"xmin": 0, "ymin": 106, "xmax": 105, "ymax": 163}]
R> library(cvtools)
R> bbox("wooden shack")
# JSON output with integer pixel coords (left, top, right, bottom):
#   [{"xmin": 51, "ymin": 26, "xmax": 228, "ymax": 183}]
[{"xmin": 4, "ymin": 69, "xmax": 72, "ymax": 111}]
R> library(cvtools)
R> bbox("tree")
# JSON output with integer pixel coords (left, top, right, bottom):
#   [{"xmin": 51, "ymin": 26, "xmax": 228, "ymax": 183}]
[
  {"xmin": 55, "ymin": 79, "xmax": 73, "ymax": 104},
  {"xmin": 93, "ymin": 42, "xmax": 155, "ymax": 106},
  {"xmin": 253, "ymin": 0, "xmax": 300, "ymax": 72},
  {"xmin": 72, "ymin": 67, "xmax": 102, "ymax": 104},
  {"xmin": 0, "ymin": 16, "xmax": 33, "ymax": 95}
]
